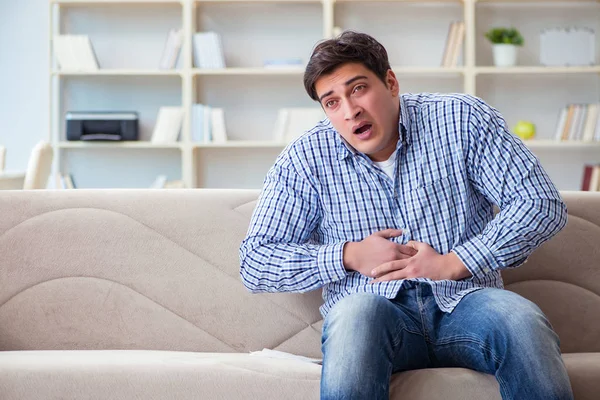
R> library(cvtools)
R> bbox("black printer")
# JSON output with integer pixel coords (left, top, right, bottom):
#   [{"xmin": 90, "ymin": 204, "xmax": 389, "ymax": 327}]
[{"xmin": 66, "ymin": 111, "xmax": 139, "ymax": 141}]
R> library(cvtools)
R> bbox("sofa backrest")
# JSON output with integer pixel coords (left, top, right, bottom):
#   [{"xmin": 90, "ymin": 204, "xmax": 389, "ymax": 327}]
[
  {"xmin": 501, "ymin": 191, "xmax": 600, "ymax": 353},
  {"xmin": 0, "ymin": 190, "xmax": 598, "ymax": 357}
]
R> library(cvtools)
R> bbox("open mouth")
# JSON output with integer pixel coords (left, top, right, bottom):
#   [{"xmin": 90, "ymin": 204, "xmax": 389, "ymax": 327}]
[{"xmin": 354, "ymin": 124, "xmax": 372, "ymax": 134}]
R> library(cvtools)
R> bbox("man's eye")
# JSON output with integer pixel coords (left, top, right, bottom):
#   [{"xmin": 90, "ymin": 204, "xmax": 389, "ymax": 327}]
[
  {"xmin": 325, "ymin": 100, "xmax": 337, "ymax": 108},
  {"xmin": 353, "ymin": 85, "xmax": 365, "ymax": 93}
]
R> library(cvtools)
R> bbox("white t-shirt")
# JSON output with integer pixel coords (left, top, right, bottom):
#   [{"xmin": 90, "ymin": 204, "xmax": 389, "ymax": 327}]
[{"xmin": 373, "ymin": 151, "xmax": 397, "ymax": 181}]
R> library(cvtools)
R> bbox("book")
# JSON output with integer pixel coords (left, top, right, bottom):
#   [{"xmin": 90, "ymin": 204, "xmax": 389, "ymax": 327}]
[
  {"xmin": 74, "ymin": 35, "xmax": 99, "ymax": 71},
  {"xmin": 589, "ymin": 165, "xmax": 600, "ymax": 191},
  {"xmin": 159, "ymin": 28, "xmax": 183, "ymax": 70},
  {"xmin": 191, "ymin": 104, "xmax": 213, "ymax": 143},
  {"xmin": 273, "ymin": 108, "xmax": 325, "ymax": 143},
  {"xmin": 441, "ymin": 22, "xmax": 457, "ymax": 68},
  {"xmin": 151, "ymin": 107, "xmax": 184, "ymax": 144},
  {"xmin": 448, "ymin": 22, "xmax": 465, "ymax": 67},
  {"xmin": 193, "ymin": 32, "xmax": 226, "ymax": 69},
  {"xmin": 581, "ymin": 165, "xmax": 594, "ymax": 191},
  {"xmin": 149, "ymin": 175, "xmax": 168, "ymax": 189},
  {"xmin": 582, "ymin": 103, "xmax": 599, "ymax": 142},
  {"xmin": 53, "ymin": 34, "xmax": 99, "ymax": 71},
  {"xmin": 554, "ymin": 107, "xmax": 568, "ymax": 141},
  {"xmin": 561, "ymin": 105, "xmax": 576, "ymax": 141},
  {"xmin": 210, "ymin": 108, "xmax": 227, "ymax": 143}
]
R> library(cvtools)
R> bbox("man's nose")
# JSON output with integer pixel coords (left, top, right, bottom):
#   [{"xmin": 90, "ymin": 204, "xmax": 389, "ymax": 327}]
[{"xmin": 344, "ymin": 101, "xmax": 362, "ymax": 120}]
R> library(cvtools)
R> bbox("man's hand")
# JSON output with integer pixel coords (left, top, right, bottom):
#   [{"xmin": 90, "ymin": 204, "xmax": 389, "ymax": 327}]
[
  {"xmin": 370, "ymin": 241, "xmax": 472, "ymax": 282},
  {"xmin": 343, "ymin": 229, "xmax": 417, "ymax": 277}
]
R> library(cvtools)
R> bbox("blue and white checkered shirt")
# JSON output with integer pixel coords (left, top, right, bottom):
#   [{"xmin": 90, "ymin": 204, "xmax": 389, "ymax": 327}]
[{"xmin": 240, "ymin": 93, "xmax": 567, "ymax": 317}]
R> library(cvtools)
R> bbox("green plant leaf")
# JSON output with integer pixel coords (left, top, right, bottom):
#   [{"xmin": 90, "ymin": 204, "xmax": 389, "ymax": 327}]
[{"xmin": 485, "ymin": 27, "xmax": 524, "ymax": 46}]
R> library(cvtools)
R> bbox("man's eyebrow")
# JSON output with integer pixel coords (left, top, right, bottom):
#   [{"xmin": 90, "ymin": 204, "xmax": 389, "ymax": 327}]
[{"xmin": 317, "ymin": 75, "xmax": 369, "ymax": 103}]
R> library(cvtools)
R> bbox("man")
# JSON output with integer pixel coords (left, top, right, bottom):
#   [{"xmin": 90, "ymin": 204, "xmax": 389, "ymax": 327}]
[{"xmin": 239, "ymin": 31, "xmax": 574, "ymax": 400}]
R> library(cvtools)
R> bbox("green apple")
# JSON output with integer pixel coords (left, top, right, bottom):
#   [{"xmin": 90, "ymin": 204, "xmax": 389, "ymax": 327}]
[{"xmin": 513, "ymin": 120, "xmax": 536, "ymax": 140}]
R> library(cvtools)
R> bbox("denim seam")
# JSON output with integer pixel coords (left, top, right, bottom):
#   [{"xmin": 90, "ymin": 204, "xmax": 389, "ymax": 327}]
[
  {"xmin": 433, "ymin": 335, "xmax": 511, "ymax": 395},
  {"xmin": 433, "ymin": 335, "xmax": 504, "ymax": 368},
  {"xmin": 391, "ymin": 324, "xmax": 426, "ymax": 349},
  {"xmin": 415, "ymin": 285, "xmax": 432, "ymax": 344}
]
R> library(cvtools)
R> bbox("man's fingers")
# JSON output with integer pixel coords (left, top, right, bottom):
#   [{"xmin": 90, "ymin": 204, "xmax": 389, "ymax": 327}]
[
  {"xmin": 371, "ymin": 259, "xmax": 409, "ymax": 278},
  {"xmin": 370, "ymin": 269, "xmax": 410, "ymax": 283},
  {"xmin": 397, "ymin": 244, "xmax": 418, "ymax": 257},
  {"xmin": 372, "ymin": 228, "xmax": 403, "ymax": 239}
]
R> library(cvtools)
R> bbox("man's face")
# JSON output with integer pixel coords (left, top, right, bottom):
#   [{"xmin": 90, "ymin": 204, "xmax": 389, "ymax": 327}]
[{"xmin": 315, "ymin": 62, "xmax": 401, "ymax": 162}]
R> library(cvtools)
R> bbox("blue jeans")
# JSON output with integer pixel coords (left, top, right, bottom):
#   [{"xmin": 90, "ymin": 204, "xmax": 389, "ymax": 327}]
[{"xmin": 320, "ymin": 282, "xmax": 574, "ymax": 400}]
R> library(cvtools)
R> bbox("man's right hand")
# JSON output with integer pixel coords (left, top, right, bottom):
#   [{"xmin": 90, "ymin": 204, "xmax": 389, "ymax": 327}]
[{"xmin": 343, "ymin": 229, "xmax": 417, "ymax": 277}]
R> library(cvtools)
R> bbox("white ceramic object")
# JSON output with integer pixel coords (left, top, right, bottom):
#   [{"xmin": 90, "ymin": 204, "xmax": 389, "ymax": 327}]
[{"xmin": 492, "ymin": 44, "xmax": 518, "ymax": 67}]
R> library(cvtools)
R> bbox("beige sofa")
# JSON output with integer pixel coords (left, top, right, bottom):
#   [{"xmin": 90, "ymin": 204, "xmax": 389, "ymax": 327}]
[{"xmin": 0, "ymin": 189, "xmax": 598, "ymax": 400}]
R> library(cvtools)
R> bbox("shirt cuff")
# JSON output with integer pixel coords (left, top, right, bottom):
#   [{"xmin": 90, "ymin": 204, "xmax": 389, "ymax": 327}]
[
  {"xmin": 316, "ymin": 242, "xmax": 348, "ymax": 284},
  {"xmin": 451, "ymin": 236, "xmax": 500, "ymax": 281}
]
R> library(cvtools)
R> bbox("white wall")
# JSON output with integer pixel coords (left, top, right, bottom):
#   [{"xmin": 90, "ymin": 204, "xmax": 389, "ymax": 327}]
[{"xmin": 0, "ymin": 0, "xmax": 49, "ymax": 172}]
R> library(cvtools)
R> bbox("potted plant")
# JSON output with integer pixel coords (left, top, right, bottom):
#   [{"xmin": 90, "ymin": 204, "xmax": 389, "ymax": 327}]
[{"xmin": 485, "ymin": 27, "xmax": 524, "ymax": 67}]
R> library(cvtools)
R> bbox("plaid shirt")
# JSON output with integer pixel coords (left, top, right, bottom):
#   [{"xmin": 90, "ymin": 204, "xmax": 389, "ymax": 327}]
[{"xmin": 240, "ymin": 93, "xmax": 567, "ymax": 317}]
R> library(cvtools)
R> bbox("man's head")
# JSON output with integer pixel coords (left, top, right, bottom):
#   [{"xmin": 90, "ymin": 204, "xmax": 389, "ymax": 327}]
[{"xmin": 304, "ymin": 31, "xmax": 401, "ymax": 162}]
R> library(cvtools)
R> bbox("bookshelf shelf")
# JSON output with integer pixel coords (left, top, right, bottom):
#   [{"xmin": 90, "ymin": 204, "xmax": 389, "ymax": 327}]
[
  {"xmin": 192, "ymin": 67, "xmax": 305, "ymax": 76},
  {"xmin": 58, "ymin": 141, "xmax": 184, "ymax": 149},
  {"xmin": 475, "ymin": 66, "xmax": 600, "ymax": 75},
  {"xmin": 53, "ymin": 69, "xmax": 183, "ymax": 76},
  {"xmin": 392, "ymin": 66, "xmax": 465, "ymax": 76},
  {"xmin": 337, "ymin": 0, "xmax": 462, "ymax": 3},
  {"xmin": 194, "ymin": 0, "xmax": 321, "ymax": 3},
  {"xmin": 476, "ymin": 0, "xmax": 599, "ymax": 3},
  {"xmin": 524, "ymin": 140, "xmax": 600, "ymax": 149},
  {"xmin": 51, "ymin": 0, "xmax": 183, "ymax": 5},
  {"xmin": 193, "ymin": 141, "xmax": 286, "ymax": 148}
]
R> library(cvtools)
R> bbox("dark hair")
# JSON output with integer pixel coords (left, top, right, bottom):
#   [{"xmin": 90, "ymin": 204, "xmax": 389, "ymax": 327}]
[{"xmin": 303, "ymin": 31, "xmax": 392, "ymax": 102}]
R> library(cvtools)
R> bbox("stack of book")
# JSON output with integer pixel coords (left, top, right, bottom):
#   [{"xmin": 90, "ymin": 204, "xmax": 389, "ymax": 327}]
[
  {"xmin": 581, "ymin": 165, "xmax": 600, "ymax": 191},
  {"xmin": 193, "ymin": 32, "xmax": 226, "ymax": 69},
  {"xmin": 53, "ymin": 35, "xmax": 99, "ymax": 71},
  {"xmin": 554, "ymin": 103, "xmax": 600, "ymax": 142},
  {"xmin": 191, "ymin": 104, "xmax": 227, "ymax": 144},
  {"xmin": 441, "ymin": 21, "xmax": 465, "ymax": 68}
]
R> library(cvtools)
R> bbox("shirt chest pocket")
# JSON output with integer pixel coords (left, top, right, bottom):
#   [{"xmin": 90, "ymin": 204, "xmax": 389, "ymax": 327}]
[{"xmin": 406, "ymin": 174, "xmax": 461, "ymax": 254}]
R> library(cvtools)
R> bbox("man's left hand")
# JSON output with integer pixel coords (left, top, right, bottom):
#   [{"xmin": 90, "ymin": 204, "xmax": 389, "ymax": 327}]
[{"xmin": 370, "ymin": 241, "xmax": 472, "ymax": 282}]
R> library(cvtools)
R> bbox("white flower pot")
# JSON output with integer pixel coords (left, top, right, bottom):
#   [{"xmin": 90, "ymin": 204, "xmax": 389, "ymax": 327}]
[{"xmin": 492, "ymin": 44, "xmax": 518, "ymax": 67}]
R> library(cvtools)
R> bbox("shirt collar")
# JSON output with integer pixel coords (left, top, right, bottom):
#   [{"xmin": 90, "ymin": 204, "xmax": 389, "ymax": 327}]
[{"xmin": 336, "ymin": 95, "xmax": 411, "ymax": 161}]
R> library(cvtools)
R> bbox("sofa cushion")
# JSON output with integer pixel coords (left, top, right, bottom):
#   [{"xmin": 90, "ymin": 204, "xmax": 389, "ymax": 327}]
[
  {"xmin": 562, "ymin": 353, "xmax": 600, "ymax": 400},
  {"xmin": 0, "ymin": 350, "xmax": 321, "ymax": 400},
  {"xmin": 0, "ymin": 350, "xmax": 499, "ymax": 400},
  {"xmin": 1, "ymin": 351, "xmax": 595, "ymax": 400}
]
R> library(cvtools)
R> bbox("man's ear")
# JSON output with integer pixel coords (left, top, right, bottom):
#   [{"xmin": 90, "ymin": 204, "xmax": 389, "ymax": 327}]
[{"xmin": 386, "ymin": 69, "xmax": 400, "ymax": 97}]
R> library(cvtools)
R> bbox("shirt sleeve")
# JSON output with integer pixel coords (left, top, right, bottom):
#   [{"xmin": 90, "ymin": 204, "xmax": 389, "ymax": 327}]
[
  {"xmin": 239, "ymin": 153, "xmax": 347, "ymax": 293},
  {"xmin": 451, "ymin": 98, "xmax": 568, "ymax": 280}
]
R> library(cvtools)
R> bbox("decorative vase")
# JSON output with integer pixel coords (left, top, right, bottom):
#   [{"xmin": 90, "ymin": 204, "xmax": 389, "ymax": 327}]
[{"xmin": 492, "ymin": 44, "xmax": 518, "ymax": 67}]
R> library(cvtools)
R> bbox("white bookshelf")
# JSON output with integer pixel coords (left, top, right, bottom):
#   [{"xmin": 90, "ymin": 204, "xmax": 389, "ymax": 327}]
[
  {"xmin": 192, "ymin": 67, "xmax": 305, "ymax": 75},
  {"xmin": 49, "ymin": 0, "xmax": 600, "ymax": 190},
  {"xmin": 53, "ymin": 69, "xmax": 183, "ymax": 76},
  {"xmin": 57, "ymin": 141, "xmax": 184, "ymax": 149}
]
